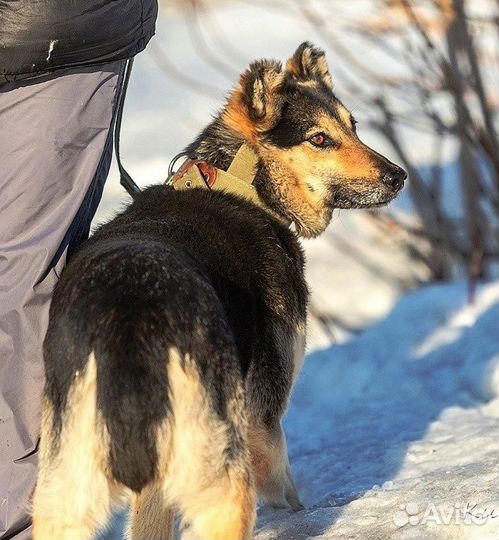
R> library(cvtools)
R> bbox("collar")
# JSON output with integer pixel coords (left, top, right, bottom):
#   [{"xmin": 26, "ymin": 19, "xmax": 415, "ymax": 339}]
[{"xmin": 167, "ymin": 144, "xmax": 291, "ymax": 227}]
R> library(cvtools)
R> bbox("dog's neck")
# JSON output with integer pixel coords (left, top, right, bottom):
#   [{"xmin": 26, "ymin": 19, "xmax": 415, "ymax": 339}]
[{"xmin": 184, "ymin": 116, "xmax": 252, "ymax": 172}]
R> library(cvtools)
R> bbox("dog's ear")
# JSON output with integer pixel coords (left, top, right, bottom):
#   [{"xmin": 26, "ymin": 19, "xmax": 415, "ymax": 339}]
[
  {"xmin": 240, "ymin": 60, "xmax": 285, "ymax": 124},
  {"xmin": 224, "ymin": 59, "xmax": 285, "ymax": 138},
  {"xmin": 286, "ymin": 42, "xmax": 333, "ymax": 90}
]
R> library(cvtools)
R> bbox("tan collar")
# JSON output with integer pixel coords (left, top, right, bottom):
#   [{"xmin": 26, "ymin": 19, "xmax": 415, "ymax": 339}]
[{"xmin": 167, "ymin": 144, "xmax": 291, "ymax": 227}]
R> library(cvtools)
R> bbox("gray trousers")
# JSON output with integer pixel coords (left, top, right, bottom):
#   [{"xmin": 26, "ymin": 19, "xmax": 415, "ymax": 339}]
[{"xmin": 0, "ymin": 61, "xmax": 124, "ymax": 540}]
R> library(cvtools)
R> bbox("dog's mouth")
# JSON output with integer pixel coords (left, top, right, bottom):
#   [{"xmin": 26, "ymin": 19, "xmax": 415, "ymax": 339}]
[{"xmin": 328, "ymin": 181, "xmax": 403, "ymax": 209}]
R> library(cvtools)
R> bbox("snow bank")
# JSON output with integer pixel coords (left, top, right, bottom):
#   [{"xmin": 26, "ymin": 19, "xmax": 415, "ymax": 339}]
[{"xmin": 255, "ymin": 281, "xmax": 499, "ymax": 540}]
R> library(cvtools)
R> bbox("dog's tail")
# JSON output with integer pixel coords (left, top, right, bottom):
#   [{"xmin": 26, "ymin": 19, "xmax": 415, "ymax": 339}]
[
  {"xmin": 85, "ymin": 245, "xmax": 246, "ymax": 493},
  {"xmin": 93, "ymin": 306, "xmax": 171, "ymax": 492}
]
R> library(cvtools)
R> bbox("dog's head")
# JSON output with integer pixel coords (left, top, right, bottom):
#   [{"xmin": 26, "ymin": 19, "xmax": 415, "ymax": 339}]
[{"xmin": 222, "ymin": 42, "xmax": 406, "ymax": 237}]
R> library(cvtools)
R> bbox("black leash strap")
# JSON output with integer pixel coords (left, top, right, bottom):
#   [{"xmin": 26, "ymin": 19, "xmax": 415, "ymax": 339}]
[{"xmin": 114, "ymin": 57, "xmax": 142, "ymax": 198}]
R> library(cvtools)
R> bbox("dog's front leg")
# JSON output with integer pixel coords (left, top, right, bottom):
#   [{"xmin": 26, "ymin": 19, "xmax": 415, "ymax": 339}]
[{"xmin": 248, "ymin": 420, "xmax": 303, "ymax": 511}]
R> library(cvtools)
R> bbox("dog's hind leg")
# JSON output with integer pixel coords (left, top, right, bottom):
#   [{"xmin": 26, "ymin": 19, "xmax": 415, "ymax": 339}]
[
  {"xmin": 178, "ymin": 468, "xmax": 255, "ymax": 540},
  {"xmin": 248, "ymin": 420, "xmax": 303, "ymax": 511},
  {"xmin": 163, "ymin": 350, "xmax": 256, "ymax": 540},
  {"xmin": 127, "ymin": 483, "xmax": 174, "ymax": 540},
  {"xmin": 33, "ymin": 354, "xmax": 124, "ymax": 540}
]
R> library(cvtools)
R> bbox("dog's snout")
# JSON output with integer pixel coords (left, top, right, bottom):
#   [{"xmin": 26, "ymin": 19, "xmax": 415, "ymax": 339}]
[{"xmin": 382, "ymin": 167, "xmax": 407, "ymax": 192}]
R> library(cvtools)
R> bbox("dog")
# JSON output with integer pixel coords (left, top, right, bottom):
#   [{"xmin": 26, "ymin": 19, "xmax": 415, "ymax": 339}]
[{"xmin": 32, "ymin": 42, "xmax": 405, "ymax": 540}]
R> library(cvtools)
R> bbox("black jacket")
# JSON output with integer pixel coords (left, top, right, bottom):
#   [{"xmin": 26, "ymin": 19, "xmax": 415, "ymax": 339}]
[{"xmin": 0, "ymin": 0, "xmax": 158, "ymax": 85}]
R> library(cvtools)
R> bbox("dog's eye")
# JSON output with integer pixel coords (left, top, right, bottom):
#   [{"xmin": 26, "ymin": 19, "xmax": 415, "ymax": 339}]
[{"xmin": 309, "ymin": 133, "xmax": 334, "ymax": 148}]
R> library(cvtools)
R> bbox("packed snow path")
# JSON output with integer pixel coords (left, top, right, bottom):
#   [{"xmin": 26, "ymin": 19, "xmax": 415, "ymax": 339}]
[{"xmin": 255, "ymin": 281, "xmax": 499, "ymax": 540}]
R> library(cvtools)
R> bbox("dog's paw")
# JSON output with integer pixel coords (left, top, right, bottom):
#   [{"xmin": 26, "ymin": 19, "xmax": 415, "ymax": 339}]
[
  {"xmin": 262, "ymin": 479, "xmax": 304, "ymax": 512},
  {"xmin": 286, "ymin": 489, "xmax": 305, "ymax": 512}
]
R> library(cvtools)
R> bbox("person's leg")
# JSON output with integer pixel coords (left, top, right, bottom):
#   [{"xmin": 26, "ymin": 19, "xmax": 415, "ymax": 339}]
[{"xmin": 0, "ymin": 61, "xmax": 125, "ymax": 540}]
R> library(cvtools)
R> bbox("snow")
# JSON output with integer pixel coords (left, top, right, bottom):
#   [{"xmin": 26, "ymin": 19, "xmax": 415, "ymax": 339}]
[
  {"xmin": 255, "ymin": 281, "xmax": 499, "ymax": 540},
  {"xmin": 302, "ymin": 210, "xmax": 430, "ymax": 349}
]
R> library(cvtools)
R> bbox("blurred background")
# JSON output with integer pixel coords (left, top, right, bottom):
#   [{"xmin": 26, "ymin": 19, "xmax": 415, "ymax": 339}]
[{"xmin": 94, "ymin": 0, "xmax": 498, "ymax": 349}]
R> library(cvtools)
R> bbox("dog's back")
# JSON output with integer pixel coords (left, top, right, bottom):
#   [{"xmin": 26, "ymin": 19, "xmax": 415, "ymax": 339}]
[{"xmin": 34, "ymin": 186, "xmax": 305, "ymax": 540}]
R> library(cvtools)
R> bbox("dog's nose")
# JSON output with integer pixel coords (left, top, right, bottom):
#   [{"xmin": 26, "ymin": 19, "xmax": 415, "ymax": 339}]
[{"xmin": 382, "ymin": 167, "xmax": 407, "ymax": 191}]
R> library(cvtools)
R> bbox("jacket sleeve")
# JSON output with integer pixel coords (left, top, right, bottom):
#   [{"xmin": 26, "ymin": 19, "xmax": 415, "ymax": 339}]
[{"xmin": 0, "ymin": 0, "xmax": 158, "ymax": 85}]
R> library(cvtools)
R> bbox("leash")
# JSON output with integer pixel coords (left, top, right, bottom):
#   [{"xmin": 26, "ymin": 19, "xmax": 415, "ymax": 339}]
[
  {"xmin": 114, "ymin": 58, "xmax": 191, "ymax": 197},
  {"xmin": 114, "ymin": 57, "xmax": 142, "ymax": 198}
]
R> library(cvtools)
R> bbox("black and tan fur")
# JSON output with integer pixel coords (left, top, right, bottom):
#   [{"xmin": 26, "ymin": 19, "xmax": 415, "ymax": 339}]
[{"xmin": 32, "ymin": 42, "xmax": 405, "ymax": 540}]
